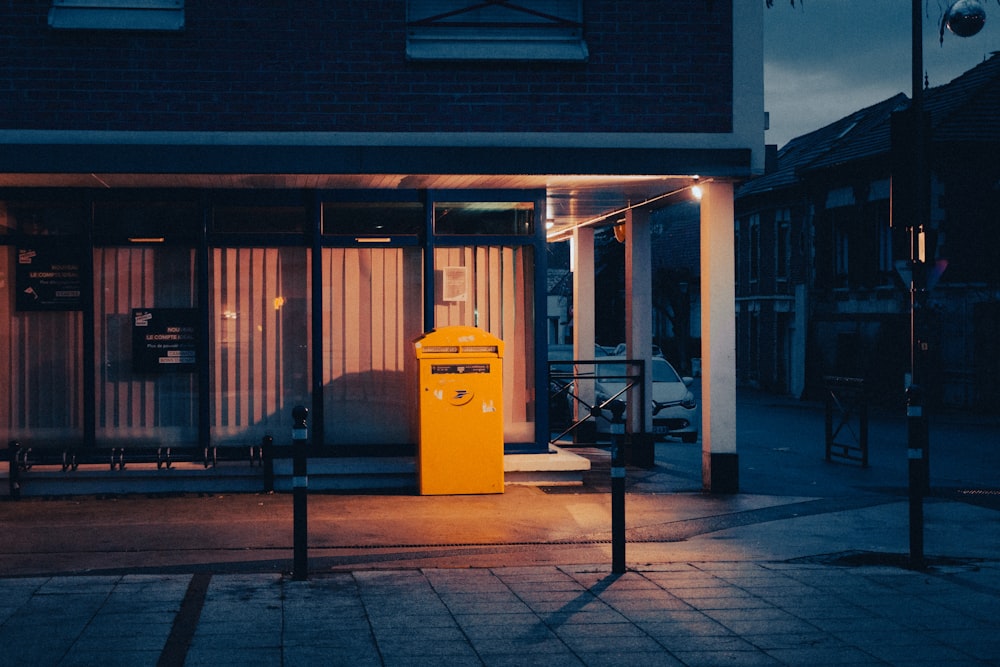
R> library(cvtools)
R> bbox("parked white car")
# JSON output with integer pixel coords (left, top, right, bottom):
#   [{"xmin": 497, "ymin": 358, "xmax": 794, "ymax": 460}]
[{"xmin": 587, "ymin": 356, "xmax": 699, "ymax": 443}]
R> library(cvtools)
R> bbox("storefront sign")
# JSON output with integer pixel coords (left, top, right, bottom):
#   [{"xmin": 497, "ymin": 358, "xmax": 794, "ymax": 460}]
[
  {"xmin": 132, "ymin": 308, "xmax": 199, "ymax": 373},
  {"xmin": 15, "ymin": 245, "xmax": 84, "ymax": 311}
]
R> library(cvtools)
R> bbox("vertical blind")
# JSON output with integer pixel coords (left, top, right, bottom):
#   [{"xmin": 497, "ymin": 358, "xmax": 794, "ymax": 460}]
[
  {"xmin": 434, "ymin": 245, "xmax": 535, "ymax": 441},
  {"xmin": 322, "ymin": 247, "xmax": 424, "ymax": 445},
  {"xmin": 211, "ymin": 247, "xmax": 311, "ymax": 445},
  {"xmin": 0, "ymin": 248, "xmax": 84, "ymax": 443},
  {"xmin": 93, "ymin": 246, "xmax": 197, "ymax": 445}
]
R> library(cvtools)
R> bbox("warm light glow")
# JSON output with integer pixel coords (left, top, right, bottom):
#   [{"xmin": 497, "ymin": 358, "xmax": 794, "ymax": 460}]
[{"xmin": 128, "ymin": 237, "xmax": 165, "ymax": 243}]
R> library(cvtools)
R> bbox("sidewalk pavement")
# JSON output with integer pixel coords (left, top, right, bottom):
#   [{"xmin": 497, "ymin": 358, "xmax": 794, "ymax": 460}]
[
  {"xmin": 3, "ymin": 491, "xmax": 999, "ymax": 665},
  {"xmin": 2, "ymin": 391, "xmax": 1000, "ymax": 665},
  {"xmin": 3, "ymin": 560, "xmax": 999, "ymax": 666}
]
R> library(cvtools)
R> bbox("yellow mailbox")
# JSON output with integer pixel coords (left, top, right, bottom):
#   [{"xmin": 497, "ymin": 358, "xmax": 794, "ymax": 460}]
[{"xmin": 413, "ymin": 325, "xmax": 504, "ymax": 495}]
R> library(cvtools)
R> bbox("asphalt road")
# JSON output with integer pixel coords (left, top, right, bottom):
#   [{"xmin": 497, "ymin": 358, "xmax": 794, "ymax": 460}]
[{"xmin": 2, "ymin": 387, "xmax": 998, "ymax": 576}]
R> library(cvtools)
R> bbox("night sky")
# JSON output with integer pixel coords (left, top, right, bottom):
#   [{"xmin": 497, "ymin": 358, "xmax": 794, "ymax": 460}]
[{"xmin": 764, "ymin": 1, "xmax": 1000, "ymax": 148}]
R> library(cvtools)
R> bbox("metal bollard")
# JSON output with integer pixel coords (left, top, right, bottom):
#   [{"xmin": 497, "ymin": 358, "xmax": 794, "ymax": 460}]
[
  {"xmin": 262, "ymin": 434, "xmax": 274, "ymax": 493},
  {"xmin": 291, "ymin": 407, "xmax": 309, "ymax": 581},
  {"xmin": 906, "ymin": 384, "xmax": 928, "ymax": 569},
  {"xmin": 608, "ymin": 401, "xmax": 626, "ymax": 574},
  {"xmin": 8, "ymin": 441, "xmax": 21, "ymax": 501}
]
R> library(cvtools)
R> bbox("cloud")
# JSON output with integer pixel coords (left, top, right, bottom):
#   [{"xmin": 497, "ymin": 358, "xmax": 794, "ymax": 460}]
[{"xmin": 763, "ymin": 0, "xmax": 1000, "ymax": 148}]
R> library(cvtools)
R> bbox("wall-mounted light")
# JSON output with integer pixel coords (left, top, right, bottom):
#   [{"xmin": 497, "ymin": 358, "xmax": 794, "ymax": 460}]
[
  {"xmin": 691, "ymin": 177, "xmax": 704, "ymax": 201},
  {"xmin": 612, "ymin": 217, "xmax": 627, "ymax": 243},
  {"xmin": 128, "ymin": 237, "xmax": 165, "ymax": 243}
]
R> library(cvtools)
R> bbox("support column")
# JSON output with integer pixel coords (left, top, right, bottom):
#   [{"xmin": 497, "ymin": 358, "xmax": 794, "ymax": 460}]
[
  {"xmin": 572, "ymin": 227, "xmax": 596, "ymax": 441},
  {"xmin": 572, "ymin": 227, "xmax": 596, "ymax": 366},
  {"xmin": 625, "ymin": 207, "xmax": 652, "ymax": 435},
  {"xmin": 700, "ymin": 181, "xmax": 739, "ymax": 493}
]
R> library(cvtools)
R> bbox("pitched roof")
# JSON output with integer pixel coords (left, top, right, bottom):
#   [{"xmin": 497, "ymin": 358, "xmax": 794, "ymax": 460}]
[
  {"xmin": 738, "ymin": 94, "xmax": 906, "ymax": 197},
  {"xmin": 931, "ymin": 52, "xmax": 1000, "ymax": 143},
  {"xmin": 739, "ymin": 53, "xmax": 1000, "ymax": 198}
]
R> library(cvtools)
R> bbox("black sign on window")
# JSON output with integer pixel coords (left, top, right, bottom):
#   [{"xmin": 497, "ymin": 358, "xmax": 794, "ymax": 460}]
[
  {"xmin": 132, "ymin": 308, "xmax": 199, "ymax": 373},
  {"xmin": 15, "ymin": 245, "xmax": 84, "ymax": 311}
]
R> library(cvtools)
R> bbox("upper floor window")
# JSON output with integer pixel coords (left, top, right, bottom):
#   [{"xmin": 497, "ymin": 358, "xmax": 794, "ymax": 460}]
[
  {"xmin": 406, "ymin": 0, "xmax": 587, "ymax": 61},
  {"xmin": 49, "ymin": 0, "xmax": 184, "ymax": 31},
  {"xmin": 833, "ymin": 217, "xmax": 850, "ymax": 282},
  {"xmin": 776, "ymin": 208, "xmax": 790, "ymax": 282},
  {"xmin": 748, "ymin": 213, "xmax": 760, "ymax": 284}
]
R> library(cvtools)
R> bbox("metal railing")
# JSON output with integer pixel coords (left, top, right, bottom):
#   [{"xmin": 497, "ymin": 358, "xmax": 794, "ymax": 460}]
[{"xmin": 548, "ymin": 358, "xmax": 646, "ymax": 445}]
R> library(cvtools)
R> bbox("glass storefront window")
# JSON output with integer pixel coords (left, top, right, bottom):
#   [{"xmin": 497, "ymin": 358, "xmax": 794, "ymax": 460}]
[
  {"xmin": 210, "ymin": 246, "xmax": 311, "ymax": 445},
  {"xmin": 94, "ymin": 202, "xmax": 200, "ymax": 245},
  {"xmin": 434, "ymin": 201, "xmax": 534, "ymax": 235},
  {"xmin": 0, "ymin": 244, "xmax": 85, "ymax": 444},
  {"xmin": 0, "ymin": 202, "xmax": 11, "ymax": 235},
  {"xmin": 4, "ymin": 202, "xmax": 85, "ymax": 236},
  {"xmin": 93, "ymin": 246, "xmax": 198, "ymax": 446},
  {"xmin": 322, "ymin": 202, "xmax": 425, "ymax": 237},
  {"xmin": 321, "ymin": 246, "xmax": 424, "ymax": 445},
  {"xmin": 2, "ymin": 193, "xmax": 543, "ymax": 454},
  {"xmin": 212, "ymin": 206, "xmax": 308, "ymax": 235},
  {"xmin": 1, "ymin": 202, "xmax": 87, "ymax": 445},
  {"xmin": 433, "ymin": 245, "xmax": 535, "ymax": 442}
]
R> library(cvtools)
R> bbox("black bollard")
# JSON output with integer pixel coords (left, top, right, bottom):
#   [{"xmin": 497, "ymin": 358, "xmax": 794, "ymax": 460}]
[
  {"xmin": 906, "ymin": 385, "xmax": 928, "ymax": 569},
  {"xmin": 609, "ymin": 401, "xmax": 626, "ymax": 574},
  {"xmin": 262, "ymin": 434, "xmax": 274, "ymax": 493},
  {"xmin": 292, "ymin": 407, "xmax": 309, "ymax": 581}
]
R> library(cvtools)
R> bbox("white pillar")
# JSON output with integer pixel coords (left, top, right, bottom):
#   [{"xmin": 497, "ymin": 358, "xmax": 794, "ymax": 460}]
[
  {"xmin": 572, "ymin": 227, "xmax": 596, "ymax": 436},
  {"xmin": 625, "ymin": 207, "xmax": 653, "ymax": 435},
  {"xmin": 700, "ymin": 181, "xmax": 739, "ymax": 492},
  {"xmin": 572, "ymin": 227, "xmax": 595, "ymax": 363}
]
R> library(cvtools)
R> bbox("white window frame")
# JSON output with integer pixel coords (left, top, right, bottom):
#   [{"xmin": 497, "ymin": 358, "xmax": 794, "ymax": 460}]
[
  {"xmin": 406, "ymin": 0, "xmax": 587, "ymax": 61},
  {"xmin": 49, "ymin": 0, "xmax": 184, "ymax": 31}
]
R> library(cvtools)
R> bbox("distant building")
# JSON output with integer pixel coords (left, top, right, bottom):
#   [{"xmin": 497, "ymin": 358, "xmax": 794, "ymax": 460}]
[{"xmin": 736, "ymin": 54, "xmax": 1000, "ymax": 411}]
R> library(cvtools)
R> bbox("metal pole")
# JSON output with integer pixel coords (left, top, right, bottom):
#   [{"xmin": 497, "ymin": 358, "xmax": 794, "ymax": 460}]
[
  {"xmin": 262, "ymin": 434, "xmax": 275, "ymax": 493},
  {"xmin": 907, "ymin": 0, "xmax": 929, "ymax": 570},
  {"xmin": 8, "ymin": 441, "xmax": 21, "ymax": 501},
  {"xmin": 610, "ymin": 404, "xmax": 626, "ymax": 574},
  {"xmin": 292, "ymin": 406, "xmax": 309, "ymax": 581}
]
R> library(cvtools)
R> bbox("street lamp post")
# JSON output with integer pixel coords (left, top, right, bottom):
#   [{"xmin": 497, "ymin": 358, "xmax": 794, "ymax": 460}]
[
  {"xmin": 906, "ymin": 0, "xmax": 930, "ymax": 572},
  {"xmin": 902, "ymin": 0, "xmax": 989, "ymax": 570}
]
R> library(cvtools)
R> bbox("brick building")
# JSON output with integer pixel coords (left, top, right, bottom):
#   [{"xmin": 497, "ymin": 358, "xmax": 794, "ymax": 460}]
[
  {"xmin": 2, "ymin": 1, "xmax": 763, "ymax": 492},
  {"xmin": 735, "ymin": 54, "xmax": 1000, "ymax": 411}
]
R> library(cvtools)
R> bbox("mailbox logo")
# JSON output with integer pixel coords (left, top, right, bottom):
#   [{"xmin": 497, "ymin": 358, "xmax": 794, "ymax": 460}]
[{"xmin": 449, "ymin": 388, "xmax": 475, "ymax": 406}]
